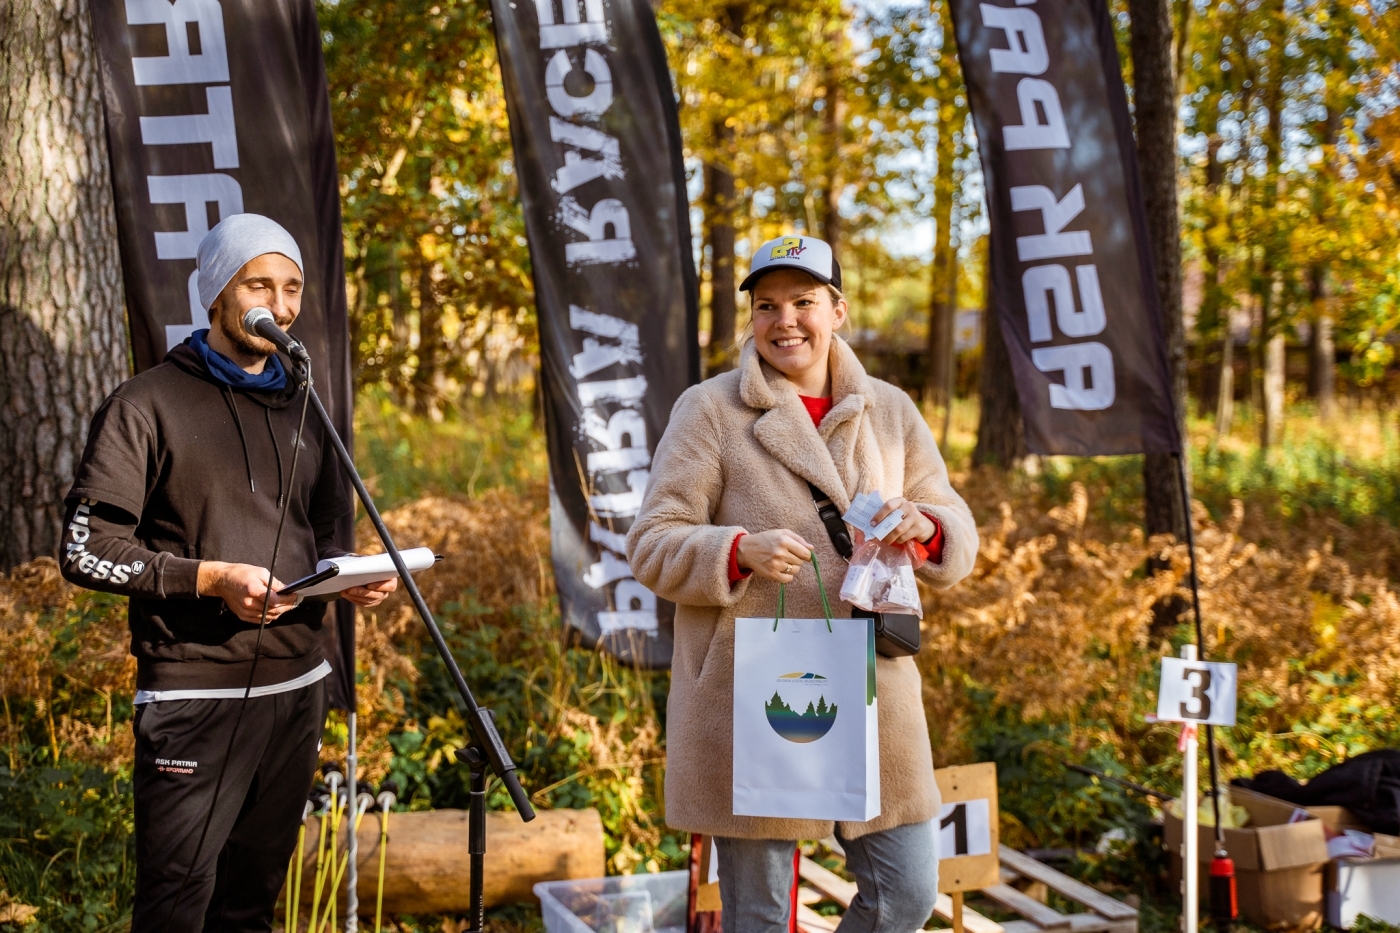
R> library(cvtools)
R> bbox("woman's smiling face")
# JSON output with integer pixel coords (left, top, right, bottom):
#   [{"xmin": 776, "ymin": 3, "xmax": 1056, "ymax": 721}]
[{"xmin": 750, "ymin": 268, "xmax": 848, "ymax": 393}]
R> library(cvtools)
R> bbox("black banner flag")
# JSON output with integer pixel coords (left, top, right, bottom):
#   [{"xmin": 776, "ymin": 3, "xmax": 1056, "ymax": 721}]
[
  {"xmin": 487, "ymin": 0, "xmax": 700, "ymax": 666},
  {"xmin": 88, "ymin": 0, "xmax": 359, "ymax": 707},
  {"xmin": 951, "ymin": 0, "xmax": 1180, "ymax": 456}
]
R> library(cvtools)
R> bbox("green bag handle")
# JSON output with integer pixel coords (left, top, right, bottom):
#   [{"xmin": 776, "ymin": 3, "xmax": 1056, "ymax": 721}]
[{"xmin": 773, "ymin": 551, "xmax": 833, "ymax": 632}]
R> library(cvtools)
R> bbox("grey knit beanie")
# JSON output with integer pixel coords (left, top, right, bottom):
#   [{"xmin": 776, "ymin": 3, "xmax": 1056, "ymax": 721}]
[{"xmin": 196, "ymin": 214, "xmax": 304, "ymax": 311}]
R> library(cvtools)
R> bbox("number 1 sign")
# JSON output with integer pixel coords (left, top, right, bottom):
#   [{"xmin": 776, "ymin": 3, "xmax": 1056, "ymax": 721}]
[
  {"xmin": 1156, "ymin": 657, "xmax": 1238, "ymax": 726},
  {"xmin": 934, "ymin": 762, "xmax": 999, "ymax": 893}
]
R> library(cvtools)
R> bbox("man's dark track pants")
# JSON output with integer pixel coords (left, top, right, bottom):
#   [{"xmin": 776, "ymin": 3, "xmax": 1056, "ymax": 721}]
[{"xmin": 130, "ymin": 680, "xmax": 327, "ymax": 933}]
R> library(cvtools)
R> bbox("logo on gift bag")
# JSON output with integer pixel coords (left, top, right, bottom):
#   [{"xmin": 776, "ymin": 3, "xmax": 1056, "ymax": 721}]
[{"xmin": 765, "ymin": 673, "xmax": 838, "ymax": 743}]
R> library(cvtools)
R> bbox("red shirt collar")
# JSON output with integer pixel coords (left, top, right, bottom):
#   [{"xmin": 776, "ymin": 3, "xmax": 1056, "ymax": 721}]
[{"xmin": 798, "ymin": 394, "xmax": 833, "ymax": 427}]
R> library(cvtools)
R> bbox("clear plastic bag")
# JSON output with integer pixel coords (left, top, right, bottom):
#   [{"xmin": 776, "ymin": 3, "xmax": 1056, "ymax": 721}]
[{"xmin": 839, "ymin": 532, "xmax": 923, "ymax": 617}]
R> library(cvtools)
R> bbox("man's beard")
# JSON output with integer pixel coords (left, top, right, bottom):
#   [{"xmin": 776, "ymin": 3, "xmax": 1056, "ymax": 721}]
[{"xmin": 213, "ymin": 306, "xmax": 276, "ymax": 358}]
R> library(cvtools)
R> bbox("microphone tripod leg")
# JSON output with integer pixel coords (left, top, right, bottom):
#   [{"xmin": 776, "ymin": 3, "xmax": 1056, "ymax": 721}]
[{"xmin": 458, "ymin": 743, "xmax": 489, "ymax": 933}]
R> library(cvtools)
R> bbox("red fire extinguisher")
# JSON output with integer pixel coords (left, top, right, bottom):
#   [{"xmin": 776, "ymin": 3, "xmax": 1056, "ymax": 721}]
[{"xmin": 1209, "ymin": 848, "xmax": 1237, "ymax": 928}]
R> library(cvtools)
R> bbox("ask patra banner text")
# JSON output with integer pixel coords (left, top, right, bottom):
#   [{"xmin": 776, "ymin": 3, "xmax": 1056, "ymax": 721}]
[
  {"xmin": 951, "ymin": 0, "xmax": 1180, "ymax": 455},
  {"xmin": 487, "ymin": 0, "xmax": 700, "ymax": 665}
]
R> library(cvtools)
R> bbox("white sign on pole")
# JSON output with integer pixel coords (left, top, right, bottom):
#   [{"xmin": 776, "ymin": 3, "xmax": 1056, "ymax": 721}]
[
  {"xmin": 938, "ymin": 798, "xmax": 992, "ymax": 858},
  {"xmin": 1156, "ymin": 657, "xmax": 1238, "ymax": 726}
]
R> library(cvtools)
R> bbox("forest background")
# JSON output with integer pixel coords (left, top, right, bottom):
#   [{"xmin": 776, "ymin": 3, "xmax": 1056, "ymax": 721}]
[{"xmin": 2, "ymin": 0, "xmax": 1400, "ymax": 929}]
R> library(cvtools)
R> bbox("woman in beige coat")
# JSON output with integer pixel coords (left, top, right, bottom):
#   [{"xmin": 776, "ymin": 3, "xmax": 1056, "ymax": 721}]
[{"xmin": 627, "ymin": 235, "xmax": 979, "ymax": 933}]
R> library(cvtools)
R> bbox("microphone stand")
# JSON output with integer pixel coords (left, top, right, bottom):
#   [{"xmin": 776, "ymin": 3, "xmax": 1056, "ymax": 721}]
[{"xmin": 293, "ymin": 358, "xmax": 535, "ymax": 932}]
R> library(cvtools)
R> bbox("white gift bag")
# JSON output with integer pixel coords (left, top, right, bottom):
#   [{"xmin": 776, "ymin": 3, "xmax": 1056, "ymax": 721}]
[{"xmin": 732, "ymin": 560, "xmax": 880, "ymax": 822}]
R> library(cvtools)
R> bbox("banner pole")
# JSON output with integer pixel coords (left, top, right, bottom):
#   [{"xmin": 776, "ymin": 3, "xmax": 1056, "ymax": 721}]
[
  {"xmin": 1179, "ymin": 645, "xmax": 1199, "ymax": 933},
  {"xmin": 1173, "ymin": 453, "xmax": 1224, "ymax": 843}
]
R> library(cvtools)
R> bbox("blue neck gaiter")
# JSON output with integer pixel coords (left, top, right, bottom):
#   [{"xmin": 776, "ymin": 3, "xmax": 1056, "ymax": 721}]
[{"xmin": 189, "ymin": 328, "xmax": 288, "ymax": 391}]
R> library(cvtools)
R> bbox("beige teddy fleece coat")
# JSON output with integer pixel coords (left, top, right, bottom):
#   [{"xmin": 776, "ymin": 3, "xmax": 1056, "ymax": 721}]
[{"xmin": 626, "ymin": 337, "xmax": 978, "ymax": 841}]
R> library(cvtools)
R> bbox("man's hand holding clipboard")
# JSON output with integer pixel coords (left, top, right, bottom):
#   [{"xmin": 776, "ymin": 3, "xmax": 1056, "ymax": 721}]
[{"xmin": 279, "ymin": 547, "xmax": 442, "ymax": 606}]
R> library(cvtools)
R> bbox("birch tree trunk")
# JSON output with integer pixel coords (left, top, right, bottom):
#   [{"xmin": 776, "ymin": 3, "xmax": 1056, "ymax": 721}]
[
  {"xmin": 0, "ymin": 0, "xmax": 128, "ymax": 571},
  {"xmin": 1216, "ymin": 334, "xmax": 1235, "ymax": 437},
  {"xmin": 1262, "ymin": 332, "xmax": 1286, "ymax": 448}
]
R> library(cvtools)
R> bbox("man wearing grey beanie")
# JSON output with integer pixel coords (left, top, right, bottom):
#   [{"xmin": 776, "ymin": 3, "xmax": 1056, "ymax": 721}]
[{"xmin": 59, "ymin": 213, "xmax": 395, "ymax": 932}]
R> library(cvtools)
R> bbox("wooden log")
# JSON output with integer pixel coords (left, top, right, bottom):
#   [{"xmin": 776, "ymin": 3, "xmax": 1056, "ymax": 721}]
[{"xmin": 288, "ymin": 807, "xmax": 605, "ymax": 916}]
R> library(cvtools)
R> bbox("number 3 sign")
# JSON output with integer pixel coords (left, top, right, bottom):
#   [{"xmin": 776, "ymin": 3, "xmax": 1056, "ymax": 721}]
[{"xmin": 1156, "ymin": 657, "xmax": 1238, "ymax": 726}]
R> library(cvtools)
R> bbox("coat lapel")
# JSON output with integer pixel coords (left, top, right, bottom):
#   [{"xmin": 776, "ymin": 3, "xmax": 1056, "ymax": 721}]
[
  {"xmin": 740, "ymin": 338, "xmax": 883, "ymax": 513},
  {"xmin": 820, "ymin": 340, "xmax": 885, "ymax": 499}
]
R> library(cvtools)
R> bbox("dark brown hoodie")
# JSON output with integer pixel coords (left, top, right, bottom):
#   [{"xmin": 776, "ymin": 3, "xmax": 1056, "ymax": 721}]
[{"xmin": 61, "ymin": 341, "xmax": 350, "ymax": 692}]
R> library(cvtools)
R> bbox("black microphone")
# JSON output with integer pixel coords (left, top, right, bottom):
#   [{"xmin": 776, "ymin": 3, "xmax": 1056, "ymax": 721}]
[{"xmin": 242, "ymin": 307, "xmax": 310, "ymax": 364}]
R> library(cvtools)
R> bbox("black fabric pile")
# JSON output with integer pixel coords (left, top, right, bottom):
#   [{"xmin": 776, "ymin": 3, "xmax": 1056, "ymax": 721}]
[{"xmin": 1232, "ymin": 749, "xmax": 1400, "ymax": 834}]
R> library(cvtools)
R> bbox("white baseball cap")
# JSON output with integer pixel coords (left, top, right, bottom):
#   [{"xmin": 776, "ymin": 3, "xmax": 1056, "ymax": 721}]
[{"xmin": 740, "ymin": 235, "xmax": 843, "ymax": 292}]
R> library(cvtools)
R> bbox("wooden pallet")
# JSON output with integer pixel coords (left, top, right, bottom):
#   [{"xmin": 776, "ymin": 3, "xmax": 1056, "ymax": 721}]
[{"xmin": 793, "ymin": 845, "xmax": 1137, "ymax": 933}]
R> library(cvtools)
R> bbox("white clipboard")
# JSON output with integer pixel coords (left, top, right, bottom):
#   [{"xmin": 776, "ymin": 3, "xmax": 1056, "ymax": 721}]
[{"xmin": 278, "ymin": 547, "xmax": 440, "ymax": 597}]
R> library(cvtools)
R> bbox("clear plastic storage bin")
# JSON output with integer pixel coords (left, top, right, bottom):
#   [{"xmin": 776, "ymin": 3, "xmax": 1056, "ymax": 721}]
[{"xmin": 534, "ymin": 871, "xmax": 689, "ymax": 933}]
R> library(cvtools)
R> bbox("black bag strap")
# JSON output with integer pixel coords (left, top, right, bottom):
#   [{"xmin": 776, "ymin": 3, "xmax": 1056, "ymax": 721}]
[{"xmin": 807, "ymin": 482, "xmax": 854, "ymax": 560}]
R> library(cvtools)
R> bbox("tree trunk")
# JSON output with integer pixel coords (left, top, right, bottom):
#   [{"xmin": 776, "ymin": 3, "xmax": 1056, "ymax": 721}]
[
  {"xmin": 972, "ymin": 312, "xmax": 1025, "ymax": 469},
  {"xmin": 927, "ymin": 250, "xmax": 958, "ymax": 435},
  {"xmin": 0, "ymin": 0, "xmax": 128, "ymax": 571},
  {"xmin": 1307, "ymin": 106, "xmax": 1339, "ymax": 417},
  {"xmin": 924, "ymin": 130, "xmax": 958, "ymax": 413},
  {"xmin": 1129, "ymin": 0, "xmax": 1187, "ymax": 542},
  {"xmin": 703, "ymin": 119, "xmax": 738, "ymax": 375},
  {"xmin": 1308, "ymin": 302, "xmax": 1335, "ymax": 416},
  {"xmin": 1198, "ymin": 136, "xmax": 1225, "ymax": 418},
  {"xmin": 1261, "ymin": 331, "xmax": 1285, "ymax": 448},
  {"xmin": 819, "ymin": 59, "xmax": 842, "ymax": 263},
  {"xmin": 411, "ymin": 262, "xmax": 446, "ymax": 418},
  {"xmin": 1257, "ymin": 1, "xmax": 1286, "ymax": 449},
  {"xmin": 1215, "ymin": 333, "xmax": 1234, "ymax": 437}
]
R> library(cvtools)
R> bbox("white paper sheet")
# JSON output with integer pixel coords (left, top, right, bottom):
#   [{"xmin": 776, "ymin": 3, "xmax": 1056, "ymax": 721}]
[
  {"xmin": 842, "ymin": 490, "xmax": 904, "ymax": 540},
  {"xmin": 289, "ymin": 547, "xmax": 438, "ymax": 597}
]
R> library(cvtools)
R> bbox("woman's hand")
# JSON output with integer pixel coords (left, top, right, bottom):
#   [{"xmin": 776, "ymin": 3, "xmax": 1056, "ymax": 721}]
[
  {"xmin": 340, "ymin": 577, "xmax": 398, "ymax": 608},
  {"xmin": 872, "ymin": 497, "xmax": 936, "ymax": 547},
  {"xmin": 737, "ymin": 530, "xmax": 815, "ymax": 583}
]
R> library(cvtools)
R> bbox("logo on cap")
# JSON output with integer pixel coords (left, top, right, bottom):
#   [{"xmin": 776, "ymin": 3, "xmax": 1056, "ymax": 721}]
[{"xmin": 770, "ymin": 237, "xmax": 807, "ymax": 259}]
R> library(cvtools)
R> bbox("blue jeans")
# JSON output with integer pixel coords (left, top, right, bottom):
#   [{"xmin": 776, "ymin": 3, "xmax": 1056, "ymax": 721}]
[{"xmin": 714, "ymin": 820, "xmax": 939, "ymax": 933}]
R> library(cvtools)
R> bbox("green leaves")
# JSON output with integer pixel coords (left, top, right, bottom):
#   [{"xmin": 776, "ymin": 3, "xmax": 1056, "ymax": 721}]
[
  {"xmin": 0, "ymin": 765, "xmax": 134, "ymax": 933},
  {"xmin": 320, "ymin": 0, "xmax": 533, "ymax": 409},
  {"xmin": 1179, "ymin": 0, "xmax": 1400, "ymax": 364}
]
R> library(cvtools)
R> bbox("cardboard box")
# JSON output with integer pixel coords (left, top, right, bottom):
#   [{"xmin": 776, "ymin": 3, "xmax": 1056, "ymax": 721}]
[
  {"xmin": 1328, "ymin": 857, "xmax": 1400, "ymax": 928},
  {"xmin": 1164, "ymin": 785, "xmax": 1329, "ymax": 930},
  {"xmin": 1308, "ymin": 804, "xmax": 1369, "ymax": 833},
  {"xmin": 1305, "ymin": 805, "xmax": 1400, "ymax": 928}
]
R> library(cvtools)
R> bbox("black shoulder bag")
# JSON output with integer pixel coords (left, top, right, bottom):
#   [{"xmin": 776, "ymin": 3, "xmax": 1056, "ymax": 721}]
[{"xmin": 807, "ymin": 482, "xmax": 921, "ymax": 658}]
